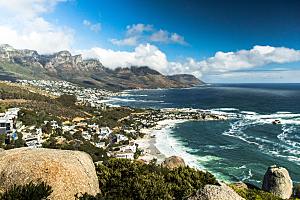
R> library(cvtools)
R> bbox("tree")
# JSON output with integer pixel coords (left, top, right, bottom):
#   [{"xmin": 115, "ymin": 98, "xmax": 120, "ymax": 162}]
[{"xmin": 57, "ymin": 94, "xmax": 77, "ymax": 107}]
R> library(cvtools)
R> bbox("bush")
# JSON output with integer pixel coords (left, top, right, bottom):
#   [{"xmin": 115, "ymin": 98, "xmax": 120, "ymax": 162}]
[
  {"xmin": 57, "ymin": 94, "xmax": 77, "ymax": 107},
  {"xmin": 78, "ymin": 158, "xmax": 218, "ymax": 200},
  {"xmin": 231, "ymin": 185, "xmax": 282, "ymax": 200},
  {"xmin": 0, "ymin": 182, "xmax": 52, "ymax": 200}
]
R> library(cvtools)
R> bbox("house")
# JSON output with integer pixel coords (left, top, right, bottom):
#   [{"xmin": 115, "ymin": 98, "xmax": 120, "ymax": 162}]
[
  {"xmin": 115, "ymin": 134, "xmax": 128, "ymax": 143},
  {"xmin": 100, "ymin": 127, "xmax": 111, "ymax": 135},
  {"xmin": 95, "ymin": 142, "xmax": 106, "ymax": 148},
  {"xmin": 120, "ymin": 142, "xmax": 137, "ymax": 153},
  {"xmin": 0, "ymin": 108, "xmax": 20, "ymax": 134},
  {"xmin": 25, "ymin": 135, "xmax": 42, "ymax": 148},
  {"xmin": 114, "ymin": 150, "xmax": 135, "ymax": 160},
  {"xmin": 50, "ymin": 120, "xmax": 59, "ymax": 129},
  {"xmin": 82, "ymin": 131, "xmax": 91, "ymax": 140},
  {"xmin": 0, "ymin": 118, "xmax": 13, "ymax": 134},
  {"xmin": 99, "ymin": 127, "xmax": 111, "ymax": 139}
]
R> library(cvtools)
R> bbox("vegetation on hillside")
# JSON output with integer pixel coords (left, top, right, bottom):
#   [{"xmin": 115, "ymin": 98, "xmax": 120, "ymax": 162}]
[
  {"xmin": 230, "ymin": 184, "xmax": 287, "ymax": 200},
  {"xmin": 0, "ymin": 182, "xmax": 52, "ymax": 200},
  {"xmin": 77, "ymin": 158, "xmax": 218, "ymax": 200}
]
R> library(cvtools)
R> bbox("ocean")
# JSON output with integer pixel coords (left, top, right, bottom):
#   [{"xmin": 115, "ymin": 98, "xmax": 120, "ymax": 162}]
[{"xmin": 108, "ymin": 83, "xmax": 300, "ymax": 186}]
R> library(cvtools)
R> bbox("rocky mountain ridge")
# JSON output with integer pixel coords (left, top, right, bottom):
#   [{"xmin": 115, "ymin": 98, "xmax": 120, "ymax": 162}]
[{"xmin": 0, "ymin": 44, "xmax": 204, "ymax": 90}]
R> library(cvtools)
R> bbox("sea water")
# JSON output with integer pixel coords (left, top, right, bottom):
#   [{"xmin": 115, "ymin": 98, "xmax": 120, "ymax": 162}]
[{"xmin": 108, "ymin": 84, "xmax": 300, "ymax": 186}]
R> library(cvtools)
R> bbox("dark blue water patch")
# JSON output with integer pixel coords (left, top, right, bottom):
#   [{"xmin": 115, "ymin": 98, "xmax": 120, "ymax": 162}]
[
  {"xmin": 169, "ymin": 120, "xmax": 300, "ymax": 186},
  {"xmin": 111, "ymin": 84, "xmax": 300, "ymax": 185},
  {"xmin": 115, "ymin": 84, "xmax": 300, "ymax": 113}
]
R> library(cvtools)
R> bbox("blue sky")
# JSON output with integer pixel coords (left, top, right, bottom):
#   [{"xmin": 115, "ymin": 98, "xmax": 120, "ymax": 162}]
[{"xmin": 0, "ymin": 0, "xmax": 300, "ymax": 82}]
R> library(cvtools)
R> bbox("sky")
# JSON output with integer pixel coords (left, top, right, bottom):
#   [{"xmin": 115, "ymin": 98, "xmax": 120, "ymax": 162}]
[{"xmin": 0, "ymin": 0, "xmax": 300, "ymax": 83}]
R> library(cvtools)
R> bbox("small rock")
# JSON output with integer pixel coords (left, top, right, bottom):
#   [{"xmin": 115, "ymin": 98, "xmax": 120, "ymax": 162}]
[
  {"xmin": 262, "ymin": 165, "xmax": 293, "ymax": 199},
  {"xmin": 188, "ymin": 183, "xmax": 245, "ymax": 200},
  {"xmin": 162, "ymin": 156, "xmax": 185, "ymax": 169}
]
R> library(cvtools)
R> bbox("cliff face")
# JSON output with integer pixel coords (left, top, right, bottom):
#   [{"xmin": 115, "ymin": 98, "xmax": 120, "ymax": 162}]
[{"xmin": 0, "ymin": 44, "xmax": 204, "ymax": 90}]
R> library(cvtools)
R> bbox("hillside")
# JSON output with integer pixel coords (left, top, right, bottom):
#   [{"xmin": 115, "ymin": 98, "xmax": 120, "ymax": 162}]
[{"xmin": 0, "ymin": 44, "xmax": 204, "ymax": 90}]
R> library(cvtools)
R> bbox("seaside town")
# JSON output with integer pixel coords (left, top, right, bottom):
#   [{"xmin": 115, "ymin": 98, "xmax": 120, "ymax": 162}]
[{"xmin": 0, "ymin": 80, "xmax": 230, "ymax": 163}]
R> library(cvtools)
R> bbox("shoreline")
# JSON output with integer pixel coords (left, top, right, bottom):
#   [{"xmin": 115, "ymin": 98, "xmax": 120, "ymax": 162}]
[{"xmin": 136, "ymin": 119, "xmax": 203, "ymax": 168}]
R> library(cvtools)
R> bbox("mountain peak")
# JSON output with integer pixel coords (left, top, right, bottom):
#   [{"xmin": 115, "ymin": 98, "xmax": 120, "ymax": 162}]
[
  {"xmin": 0, "ymin": 45, "xmax": 204, "ymax": 90},
  {"xmin": 0, "ymin": 44, "xmax": 15, "ymax": 51}
]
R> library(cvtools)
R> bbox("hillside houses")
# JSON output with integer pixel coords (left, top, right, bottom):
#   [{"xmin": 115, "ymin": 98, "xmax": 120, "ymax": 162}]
[
  {"xmin": 18, "ymin": 80, "xmax": 118, "ymax": 109},
  {"xmin": 0, "ymin": 108, "xmax": 20, "ymax": 135}
]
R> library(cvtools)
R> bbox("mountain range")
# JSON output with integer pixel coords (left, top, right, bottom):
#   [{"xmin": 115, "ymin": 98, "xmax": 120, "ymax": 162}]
[{"xmin": 0, "ymin": 44, "xmax": 204, "ymax": 90}]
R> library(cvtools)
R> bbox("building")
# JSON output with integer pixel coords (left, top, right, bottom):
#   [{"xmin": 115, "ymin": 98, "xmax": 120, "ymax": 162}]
[
  {"xmin": 114, "ymin": 150, "xmax": 135, "ymax": 160},
  {"xmin": 0, "ymin": 108, "xmax": 20, "ymax": 134}
]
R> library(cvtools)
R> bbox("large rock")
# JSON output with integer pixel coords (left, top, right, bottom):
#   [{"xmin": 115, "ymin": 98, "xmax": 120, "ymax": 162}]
[
  {"xmin": 162, "ymin": 156, "xmax": 185, "ymax": 169},
  {"xmin": 188, "ymin": 183, "xmax": 245, "ymax": 200},
  {"xmin": 0, "ymin": 148, "xmax": 100, "ymax": 200},
  {"xmin": 262, "ymin": 165, "xmax": 293, "ymax": 199}
]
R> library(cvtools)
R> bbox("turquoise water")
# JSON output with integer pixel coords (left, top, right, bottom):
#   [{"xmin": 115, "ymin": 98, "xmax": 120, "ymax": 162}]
[{"xmin": 109, "ymin": 84, "xmax": 300, "ymax": 186}]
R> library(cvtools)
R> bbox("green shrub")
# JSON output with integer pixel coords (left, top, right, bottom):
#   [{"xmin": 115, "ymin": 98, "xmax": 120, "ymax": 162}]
[
  {"xmin": 0, "ymin": 182, "xmax": 52, "ymax": 200},
  {"xmin": 77, "ymin": 158, "xmax": 218, "ymax": 200},
  {"xmin": 231, "ymin": 185, "xmax": 282, "ymax": 200}
]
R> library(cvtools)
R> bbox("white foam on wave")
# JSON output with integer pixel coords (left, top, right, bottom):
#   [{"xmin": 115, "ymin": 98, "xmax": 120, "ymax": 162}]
[
  {"xmin": 154, "ymin": 120, "xmax": 209, "ymax": 170},
  {"xmin": 108, "ymin": 97, "xmax": 164, "ymax": 103},
  {"xmin": 213, "ymin": 108, "xmax": 239, "ymax": 111}
]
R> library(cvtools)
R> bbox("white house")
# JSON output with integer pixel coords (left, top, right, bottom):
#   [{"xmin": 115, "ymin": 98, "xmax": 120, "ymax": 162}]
[
  {"xmin": 99, "ymin": 127, "xmax": 112, "ymax": 139},
  {"xmin": 115, "ymin": 134, "xmax": 128, "ymax": 143},
  {"xmin": 114, "ymin": 150, "xmax": 134, "ymax": 160},
  {"xmin": 25, "ymin": 135, "xmax": 42, "ymax": 148},
  {"xmin": 82, "ymin": 131, "xmax": 92, "ymax": 140},
  {"xmin": 95, "ymin": 142, "xmax": 106, "ymax": 148},
  {"xmin": 120, "ymin": 143, "xmax": 137, "ymax": 153}
]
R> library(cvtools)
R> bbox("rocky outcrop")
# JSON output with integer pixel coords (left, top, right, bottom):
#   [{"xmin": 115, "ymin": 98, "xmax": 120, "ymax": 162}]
[
  {"xmin": 0, "ymin": 147, "xmax": 99, "ymax": 200},
  {"xmin": 0, "ymin": 44, "xmax": 204, "ymax": 90},
  {"xmin": 167, "ymin": 74, "xmax": 204, "ymax": 86},
  {"xmin": 188, "ymin": 183, "xmax": 245, "ymax": 200},
  {"xmin": 162, "ymin": 156, "xmax": 185, "ymax": 169},
  {"xmin": 262, "ymin": 165, "xmax": 293, "ymax": 199}
]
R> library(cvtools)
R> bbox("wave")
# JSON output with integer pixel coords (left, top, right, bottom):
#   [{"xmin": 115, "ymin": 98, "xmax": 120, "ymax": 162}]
[
  {"xmin": 211, "ymin": 108, "xmax": 239, "ymax": 111},
  {"xmin": 154, "ymin": 122, "xmax": 204, "ymax": 170},
  {"xmin": 108, "ymin": 97, "xmax": 164, "ymax": 103}
]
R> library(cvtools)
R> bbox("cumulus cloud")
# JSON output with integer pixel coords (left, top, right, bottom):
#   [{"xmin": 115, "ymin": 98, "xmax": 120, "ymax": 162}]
[
  {"xmin": 110, "ymin": 23, "xmax": 187, "ymax": 46},
  {"xmin": 0, "ymin": 0, "xmax": 66, "ymax": 19},
  {"xmin": 199, "ymin": 45, "xmax": 300, "ymax": 73},
  {"xmin": 83, "ymin": 19, "xmax": 101, "ymax": 33},
  {"xmin": 0, "ymin": 0, "xmax": 73, "ymax": 53},
  {"xmin": 78, "ymin": 44, "xmax": 300, "ymax": 80},
  {"xmin": 78, "ymin": 43, "xmax": 169, "ymax": 73}
]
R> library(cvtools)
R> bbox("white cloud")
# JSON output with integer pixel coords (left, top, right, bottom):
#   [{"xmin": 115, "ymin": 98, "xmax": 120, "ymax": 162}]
[
  {"xmin": 111, "ymin": 24, "xmax": 187, "ymax": 46},
  {"xmin": 170, "ymin": 33, "xmax": 187, "ymax": 45},
  {"xmin": 83, "ymin": 19, "xmax": 101, "ymax": 33},
  {"xmin": 200, "ymin": 45, "xmax": 300, "ymax": 73},
  {"xmin": 78, "ymin": 43, "xmax": 168, "ymax": 73},
  {"xmin": 77, "ymin": 44, "xmax": 300, "ymax": 81},
  {"xmin": 149, "ymin": 30, "xmax": 187, "ymax": 45},
  {"xmin": 149, "ymin": 30, "xmax": 169, "ymax": 42},
  {"xmin": 110, "ymin": 37, "xmax": 138, "ymax": 46},
  {"xmin": 0, "ymin": 0, "xmax": 66, "ymax": 19},
  {"xmin": 0, "ymin": 0, "xmax": 73, "ymax": 53},
  {"xmin": 126, "ymin": 23, "xmax": 153, "ymax": 36}
]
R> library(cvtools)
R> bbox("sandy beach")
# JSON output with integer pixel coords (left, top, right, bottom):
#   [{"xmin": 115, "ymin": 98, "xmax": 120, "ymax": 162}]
[{"xmin": 135, "ymin": 119, "xmax": 188, "ymax": 164}]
